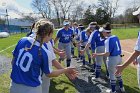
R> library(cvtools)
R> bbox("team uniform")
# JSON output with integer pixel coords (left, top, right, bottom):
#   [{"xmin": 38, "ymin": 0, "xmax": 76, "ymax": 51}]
[
  {"xmin": 88, "ymin": 30, "xmax": 108, "ymax": 78},
  {"xmin": 10, "ymin": 37, "xmax": 53, "ymax": 93},
  {"xmin": 105, "ymin": 35, "xmax": 124, "ymax": 92},
  {"xmin": 134, "ymin": 31, "xmax": 140, "ymax": 89},
  {"xmin": 28, "ymin": 32, "xmax": 56, "ymax": 93},
  {"xmin": 80, "ymin": 30, "xmax": 91, "ymax": 65},
  {"xmin": 42, "ymin": 39, "xmax": 56, "ymax": 93},
  {"xmin": 56, "ymin": 28, "xmax": 74, "ymax": 67},
  {"xmin": 73, "ymin": 27, "xmax": 81, "ymax": 59}
]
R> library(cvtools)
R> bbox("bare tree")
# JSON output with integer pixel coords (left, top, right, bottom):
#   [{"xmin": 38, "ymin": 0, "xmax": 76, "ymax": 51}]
[
  {"xmin": 58, "ymin": 0, "xmax": 75, "ymax": 20},
  {"xmin": 98, "ymin": 0, "xmax": 119, "ymax": 18},
  {"xmin": 49, "ymin": 0, "xmax": 61, "ymax": 25},
  {"xmin": 71, "ymin": 2, "xmax": 84, "ymax": 21},
  {"xmin": 32, "ymin": 0, "xmax": 52, "ymax": 19}
]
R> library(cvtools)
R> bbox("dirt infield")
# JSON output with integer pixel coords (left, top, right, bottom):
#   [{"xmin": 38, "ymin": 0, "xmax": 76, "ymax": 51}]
[{"xmin": 120, "ymin": 38, "xmax": 137, "ymax": 68}]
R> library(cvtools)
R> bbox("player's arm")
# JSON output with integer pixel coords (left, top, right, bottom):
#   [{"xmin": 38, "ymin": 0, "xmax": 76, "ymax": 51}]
[
  {"xmin": 121, "ymin": 50, "xmax": 140, "ymax": 68},
  {"xmin": 52, "ymin": 59, "xmax": 77, "ymax": 79},
  {"xmin": 54, "ymin": 30, "xmax": 60, "ymax": 44},
  {"xmin": 82, "ymin": 32, "xmax": 96, "ymax": 53},
  {"xmin": 116, "ymin": 50, "xmax": 140, "ymax": 75},
  {"xmin": 92, "ymin": 52, "xmax": 110, "ymax": 58},
  {"xmin": 54, "ymin": 37, "xmax": 59, "ymax": 44},
  {"xmin": 82, "ymin": 43, "xmax": 90, "ymax": 52},
  {"xmin": 46, "ymin": 66, "xmax": 78, "ymax": 78},
  {"xmin": 52, "ymin": 59, "xmax": 63, "ymax": 69}
]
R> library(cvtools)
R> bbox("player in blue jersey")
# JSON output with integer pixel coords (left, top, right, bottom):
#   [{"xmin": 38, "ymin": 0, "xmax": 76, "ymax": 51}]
[
  {"xmin": 92, "ymin": 23, "xmax": 125, "ymax": 93},
  {"xmin": 78, "ymin": 28, "xmax": 92, "ymax": 67},
  {"xmin": 74, "ymin": 24, "xmax": 85, "ymax": 61},
  {"xmin": 10, "ymin": 19, "xmax": 77, "ymax": 93},
  {"xmin": 81, "ymin": 22, "xmax": 108, "ymax": 79},
  {"xmin": 88, "ymin": 22, "xmax": 99, "ymax": 70},
  {"xmin": 71, "ymin": 22, "xmax": 78, "ymax": 58},
  {"xmin": 54, "ymin": 20, "xmax": 74, "ymax": 67}
]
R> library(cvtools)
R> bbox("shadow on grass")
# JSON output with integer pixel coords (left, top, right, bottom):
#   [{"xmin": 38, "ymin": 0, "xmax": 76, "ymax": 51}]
[
  {"xmin": 49, "ymin": 78, "xmax": 75, "ymax": 93},
  {"xmin": 124, "ymin": 85, "xmax": 140, "ymax": 93}
]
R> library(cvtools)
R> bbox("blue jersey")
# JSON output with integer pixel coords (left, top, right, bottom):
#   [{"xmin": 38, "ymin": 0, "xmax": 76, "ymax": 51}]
[
  {"xmin": 105, "ymin": 35, "xmax": 121, "ymax": 56},
  {"xmin": 57, "ymin": 28, "xmax": 73, "ymax": 43},
  {"xmin": 11, "ymin": 37, "xmax": 53, "ymax": 87},
  {"xmin": 73, "ymin": 28, "xmax": 80, "ymax": 41},
  {"xmin": 80, "ymin": 31, "xmax": 89, "ymax": 42},
  {"xmin": 88, "ymin": 30, "xmax": 105, "ymax": 50}
]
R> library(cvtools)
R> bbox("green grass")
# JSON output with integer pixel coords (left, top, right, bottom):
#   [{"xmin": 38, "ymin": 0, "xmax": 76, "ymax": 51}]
[
  {"xmin": 0, "ymin": 33, "xmax": 26, "ymax": 57},
  {"xmin": 0, "ymin": 32, "xmax": 76, "ymax": 93},
  {"xmin": 101, "ymin": 63, "xmax": 140, "ymax": 93},
  {"xmin": 112, "ymin": 28, "xmax": 140, "ymax": 40},
  {"xmin": 0, "ymin": 72, "xmax": 11, "ymax": 93},
  {"xmin": 0, "ymin": 28, "xmax": 140, "ymax": 93}
]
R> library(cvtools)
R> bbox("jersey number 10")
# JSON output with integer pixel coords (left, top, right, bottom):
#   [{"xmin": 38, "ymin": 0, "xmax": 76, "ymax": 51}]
[{"xmin": 16, "ymin": 48, "xmax": 33, "ymax": 72}]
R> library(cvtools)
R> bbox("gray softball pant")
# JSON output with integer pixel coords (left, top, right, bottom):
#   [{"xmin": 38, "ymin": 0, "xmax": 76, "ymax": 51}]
[
  {"xmin": 58, "ymin": 42, "xmax": 71, "ymax": 60},
  {"xmin": 107, "ymin": 55, "xmax": 122, "ymax": 80},
  {"xmin": 10, "ymin": 81, "xmax": 42, "ymax": 93},
  {"xmin": 95, "ymin": 46, "xmax": 106, "ymax": 66}
]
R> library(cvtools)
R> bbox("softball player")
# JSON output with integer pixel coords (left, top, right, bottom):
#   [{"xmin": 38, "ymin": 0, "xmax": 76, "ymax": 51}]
[
  {"xmin": 10, "ymin": 19, "xmax": 76, "ymax": 93},
  {"xmin": 116, "ymin": 31, "xmax": 140, "ymax": 90},
  {"xmin": 54, "ymin": 20, "xmax": 74, "ymax": 67},
  {"xmin": 79, "ymin": 28, "xmax": 91, "ymax": 66},
  {"xmin": 93, "ymin": 23, "xmax": 125, "ymax": 93},
  {"xmin": 71, "ymin": 22, "xmax": 78, "ymax": 58},
  {"xmin": 81, "ymin": 23, "xmax": 108, "ymax": 79},
  {"xmin": 88, "ymin": 22, "xmax": 98, "ymax": 69}
]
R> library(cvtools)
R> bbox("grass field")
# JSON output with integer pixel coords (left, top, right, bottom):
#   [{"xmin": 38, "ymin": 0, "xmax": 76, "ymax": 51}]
[{"xmin": 0, "ymin": 28, "xmax": 140, "ymax": 93}]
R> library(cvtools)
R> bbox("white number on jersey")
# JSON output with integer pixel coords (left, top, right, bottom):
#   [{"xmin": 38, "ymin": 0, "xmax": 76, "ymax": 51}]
[
  {"xmin": 16, "ymin": 48, "xmax": 33, "ymax": 72},
  {"xmin": 116, "ymin": 41, "xmax": 120, "ymax": 51}
]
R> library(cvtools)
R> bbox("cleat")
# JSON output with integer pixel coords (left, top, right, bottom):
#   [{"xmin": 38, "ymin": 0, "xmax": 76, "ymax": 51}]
[
  {"xmin": 91, "ymin": 77, "xmax": 100, "ymax": 82},
  {"xmin": 80, "ymin": 65, "xmax": 86, "ymax": 68},
  {"xmin": 106, "ymin": 89, "xmax": 117, "ymax": 93},
  {"xmin": 120, "ymin": 87, "xmax": 125, "ymax": 93}
]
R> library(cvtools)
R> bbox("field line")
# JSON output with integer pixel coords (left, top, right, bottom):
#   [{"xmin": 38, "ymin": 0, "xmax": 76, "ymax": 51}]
[
  {"xmin": 0, "ymin": 44, "xmax": 16, "ymax": 53},
  {"xmin": 122, "ymin": 50, "xmax": 132, "ymax": 55}
]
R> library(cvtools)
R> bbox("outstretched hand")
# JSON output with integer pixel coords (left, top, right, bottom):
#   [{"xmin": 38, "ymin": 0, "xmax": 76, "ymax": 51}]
[
  {"xmin": 133, "ymin": 60, "xmax": 138, "ymax": 65},
  {"xmin": 115, "ymin": 65, "xmax": 124, "ymax": 75},
  {"xmin": 65, "ymin": 67, "xmax": 78, "ymax": 80},
  {"xmin": 92, "ymin": 53, "xmax": 97, "ymax": 58},
  {"xmin": 80, "ymin": 50, "xmax": 84, "ymax": 55}
]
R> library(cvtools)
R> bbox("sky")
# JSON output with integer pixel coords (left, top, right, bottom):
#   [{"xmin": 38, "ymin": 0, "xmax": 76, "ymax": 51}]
[{"xmin": 0, "ymin": 0, "xmax": 139, "ymax": 19}]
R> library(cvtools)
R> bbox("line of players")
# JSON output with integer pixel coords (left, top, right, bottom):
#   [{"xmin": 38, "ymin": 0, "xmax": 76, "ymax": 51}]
[{"xmin": 55, "ymin": 20, "xmax": 125, "ymax": 93}]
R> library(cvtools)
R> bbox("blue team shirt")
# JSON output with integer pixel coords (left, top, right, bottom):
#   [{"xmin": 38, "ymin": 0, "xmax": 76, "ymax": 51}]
[
  {"xmin": 57, "ymin": 28, "xmax": 73, "ymax": 43},
  {"xmin": 73, "ymin": 27, "xmax": 80, "ymax": 41},
  {"xmin": 105, "ymin": 35, "xmax": 121, "ymax": 56},
  {"xmin": 11, "ymin": 37, "xmax": 52, "ymax": 87},
  {"xmin": 80, "ymin": 31, "xmax": 89, "ymax": 42},
  {"xmin": 88, "ymin": 30, "xmax": 105, "ymax": 50}
]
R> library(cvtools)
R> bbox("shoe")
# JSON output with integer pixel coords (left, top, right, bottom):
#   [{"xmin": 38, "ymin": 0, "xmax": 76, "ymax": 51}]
[
  {"xmin": 76, "ymin": 58, "xmax": 80, "ymax": 61},
  {"xmin": 73, "ymin": 55, "xmax": 77, "ymax": 58},
  {"xmin": 77, "ymin": 60, "xmax": 82, "ymax": 63},
  {"xmin": 105, "ymin": 75, "xmax": 110, "ymax": 80},
  {"xmin": 91, "ymin": 77, "xmax": 100, "ymax": 82},
  {"xmin": 89, "ymin": 69, "xmax": 95, "ymax": 72},
  {"xmin": 80, "ymin": 65, "xmax": 86, "ymax": 68},
  {"xmin": 106, "ymin": 89, "xmax": 117, "ymax": 93},
  {"xmin": 120, "ymin": 87, "xmax": 125, "ymax": 93}
]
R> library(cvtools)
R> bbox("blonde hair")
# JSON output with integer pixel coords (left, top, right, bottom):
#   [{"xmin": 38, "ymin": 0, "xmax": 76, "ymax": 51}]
[
  {"xmin": 25, "ymin": 19, "xmax": 54, "ymax": 55},
  {"xmin": 86, "ymin": 28, "xmax": 92, "ymax": 34}
]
